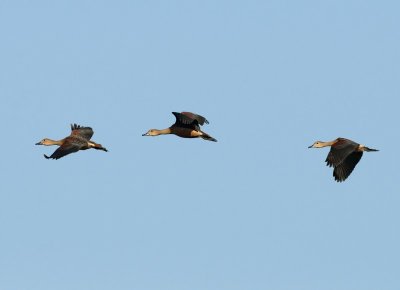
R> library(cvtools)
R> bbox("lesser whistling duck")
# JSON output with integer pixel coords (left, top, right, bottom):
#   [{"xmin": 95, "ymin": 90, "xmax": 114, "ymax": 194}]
[
  {"xmin": 308, "ymin": 137, "xmax": 378, "ymax": 182},
  {"xmin": 36, "ymin": 124, "xmax": 108, "ymax": 160},
  {"xmin": 142, "ymin": 112, "xmax": 217, "ymax": 142}
]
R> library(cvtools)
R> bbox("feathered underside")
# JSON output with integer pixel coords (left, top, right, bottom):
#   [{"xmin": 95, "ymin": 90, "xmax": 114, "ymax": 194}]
[
  {"xmin": 44, "ymin": 137, "xmax": 85, "ymax": 159},
  {"xmin": 325, "ymin": 138, "xmax": 359, "ymax": 167},
  {"xmin": 331, "ymin": 151, "xmax": 363, "ymax": 182},
  {"xmin": 325, "ymin": 138, "xmax": 363, "ymax": 182}
]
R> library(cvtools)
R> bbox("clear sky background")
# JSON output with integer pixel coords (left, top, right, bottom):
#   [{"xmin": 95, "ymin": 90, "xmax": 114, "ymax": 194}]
[{"xmin": 0, "ymin": 1, "xmax": 399, "ymax": 289}]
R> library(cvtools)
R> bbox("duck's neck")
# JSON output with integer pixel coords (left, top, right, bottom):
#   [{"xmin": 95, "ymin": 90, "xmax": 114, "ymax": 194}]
[
  {"xmin": 46, "ymin": 139, "xmax": 64, "ymax": 146},
  {"xmin": 155, "ymin": 128, "xmax": 172, "ymax": 135},
  {"xmin": 320, "ymin": 140, "xmax": 337, "ymax": 147}
]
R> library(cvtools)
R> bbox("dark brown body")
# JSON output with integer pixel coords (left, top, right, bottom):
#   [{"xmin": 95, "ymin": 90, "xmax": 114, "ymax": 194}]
[
  {"xmin": 142, "ymin": 112, "xmax": 217, "ymax": 142},
  {"xmin": 36, "ymin": 124, "xmax": 108, "ymax": 160},
  {"xmin": 309, "ymin": 137, "xmax": 378, "ymax": 182}
]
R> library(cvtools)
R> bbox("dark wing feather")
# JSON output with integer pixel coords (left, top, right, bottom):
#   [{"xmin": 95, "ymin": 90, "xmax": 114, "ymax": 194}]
[
  {"xmin": 333, "ymin": 151, "xmax": 363, "ymax": 182},
  {"xmin": 172, "ymin": 112, "xmax": 200, "ymax": 131},
  {"xmin": 181, "ymin": 112, "xmax": 209, "ymax": 125},
  {"xmin": 325, "ymin": 138, "xmax": 359, "ymax": 167},
  {"xmin": 45, "ymin": 138, "xmax": 85, "ymax": 160},
  {"xmin": 70, "ymin": 124, "xmax": 94, "ymax": 140}
]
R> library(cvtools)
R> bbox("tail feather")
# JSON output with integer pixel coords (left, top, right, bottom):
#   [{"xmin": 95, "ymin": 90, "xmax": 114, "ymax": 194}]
[
  {"xmin": 364, "ymin": 147, "xmax": 378, "ymax": 152},
  {"xmin": 201, "ymin": 133, "xmax": 217, "ymax": 142},
  {"xmin": 93, "ymin": 145, "xmax": 108, "ymax": 152}
]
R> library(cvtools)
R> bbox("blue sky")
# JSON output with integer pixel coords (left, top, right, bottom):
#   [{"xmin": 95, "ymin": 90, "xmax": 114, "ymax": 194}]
[{"xmin": 0, "ymin": 1, "xmax": 399, "ymax": 289}]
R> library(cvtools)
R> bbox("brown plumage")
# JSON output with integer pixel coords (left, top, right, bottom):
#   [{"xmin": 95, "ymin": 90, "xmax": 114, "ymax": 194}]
[
  {"xmin": 36, "ymin": 124, "xmax": 108, "ymax": 160},
  {"xmin": 142, "ymin": 112, "xmax": 217, "ymax": 142},
  {"xmin": 309, "ymin": 137, "xmax": 378, "ymax": 182}
]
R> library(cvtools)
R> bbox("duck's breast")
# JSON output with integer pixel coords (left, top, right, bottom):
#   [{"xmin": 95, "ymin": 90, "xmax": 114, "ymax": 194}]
[{"xmin": 171, "ymin": 127, "xmax": 202, "ymax": 138}]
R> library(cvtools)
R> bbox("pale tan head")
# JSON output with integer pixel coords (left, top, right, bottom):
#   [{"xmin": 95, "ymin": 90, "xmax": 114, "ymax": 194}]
[
  {"xmin": 308, "ymin": 141, "xmax": 330, "ymax": 148},
  {"xmin": 35, "ymin": 138, "xmax": 57, "ymax": 146},
  {"xmin": 142, "ymin": 129, "xmax": 160, "ymax": 137}
]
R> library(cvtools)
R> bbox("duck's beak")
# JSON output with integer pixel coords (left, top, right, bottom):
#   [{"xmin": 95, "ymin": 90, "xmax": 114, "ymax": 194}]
[
  {"xmin": 142, "ymin": 132, "xmax": 149, "ymax": 136},
  {"xmin": 308, "ymin": 144, "xmax": 314, "ymax": 148},
  {"xmin": 35, "ymin": 141, "xmax": 42, "ymax": 145}
]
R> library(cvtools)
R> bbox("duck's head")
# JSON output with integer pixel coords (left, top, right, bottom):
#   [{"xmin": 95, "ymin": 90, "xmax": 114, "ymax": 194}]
[
  {"xmin": 35, "ymin": 138, "xmax": 53, "ymax": 146},
  {"xmin": 308, "ymin": 141, "xmax": 324, "ymax": 148},
  {"xmin": 142, "ymin": 129, "xmax": 159, "ymax": 137}
]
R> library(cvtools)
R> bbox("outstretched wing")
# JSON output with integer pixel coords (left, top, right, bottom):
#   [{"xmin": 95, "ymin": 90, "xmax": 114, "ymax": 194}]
[
  {"xmin": 325, "ymin": 138, "xmax": 359, "ymax": 167},
  {"xmin": 70, "ymin": 124, "xmax": 94, "ymax": 140},
  {"xmin": 181, "ymin": 112, "xmax": 209, "ymax": 125},
  {"xmin": 44, "ymin": 138, "xmax": 84, "ymax": 160},
  {"xmin": 172, "ymin": 112, "xmax": 200, "ymax": 131},
  {"xmin": 332, "ymin": 151, "xmax": 363, "ymax": 182}
]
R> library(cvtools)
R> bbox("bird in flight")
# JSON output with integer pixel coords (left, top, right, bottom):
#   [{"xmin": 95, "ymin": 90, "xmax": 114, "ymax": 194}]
[
  {"xmin": 142, "ymin": 112, "xmax": 217, "ymax": 142},
  {"xmin": 36, "ymin": 124, "xmax": 108, "ymax": 160},
  {"xmin": 309, "ymin": 137, "xmax": 378, "ymax": 182}
]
